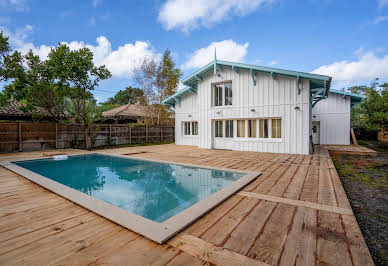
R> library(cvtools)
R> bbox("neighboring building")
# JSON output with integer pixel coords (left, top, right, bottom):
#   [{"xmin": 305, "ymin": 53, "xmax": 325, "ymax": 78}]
[
  {"xmin": 0, "ymin": 101, "xmax": 69, "ymax": 122},
  {"xmin": 102, "ymin": 103, "xmax": 174, "ymax": 124},
  {"xmin": 163, "ymin": 55, "xmax": 364, "ymax": 155},
  {"xmin": 312, "ymin": 90, "xmax": 365, "ymax": 145},
  {"xmin": 102, "ymin": 103, "xmax": 152, "ymax": 124}
]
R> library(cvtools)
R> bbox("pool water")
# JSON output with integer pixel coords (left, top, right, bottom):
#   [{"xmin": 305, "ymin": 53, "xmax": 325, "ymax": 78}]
[{"xmin": 14, "ymin": 154, "xmax": 244, "ymax": 223}]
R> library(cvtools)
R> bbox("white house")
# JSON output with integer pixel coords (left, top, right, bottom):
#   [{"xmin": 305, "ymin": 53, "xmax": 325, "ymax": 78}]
[
  {"xmin": 312, "ymin": 90, "xmax": 365, "ymax": 145},
  {"xmin": 163, "ymin": 56, "xmax": 364, "ymax": 155}
]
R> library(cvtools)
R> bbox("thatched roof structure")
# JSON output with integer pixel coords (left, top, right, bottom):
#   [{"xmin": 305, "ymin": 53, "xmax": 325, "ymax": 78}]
[
  {"xmin": 0, "ymin": 101, "xmax": 69, "ymax": 121},
  {"xmin": 102, "ymin": 103, "xmax": 174, "ymax": 124}
]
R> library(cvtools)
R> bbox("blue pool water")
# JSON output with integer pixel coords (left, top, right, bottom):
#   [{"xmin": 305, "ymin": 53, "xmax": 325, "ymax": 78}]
[{"xmin": 14, "ymin": 154, "xmax": 244, "ymax": 223}]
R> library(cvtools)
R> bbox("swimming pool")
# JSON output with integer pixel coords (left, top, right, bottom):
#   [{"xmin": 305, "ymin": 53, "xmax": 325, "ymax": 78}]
[{"xmin": 2, "ymin": 153, "xmax": 259, "ymax": 243}]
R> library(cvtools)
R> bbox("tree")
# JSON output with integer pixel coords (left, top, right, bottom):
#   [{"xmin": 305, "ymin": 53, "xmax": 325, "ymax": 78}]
[
  {"xmin": 351, "ymin": 80, "xmax": 388, "ymax": 135},
  {"xmin": 133, "ymin": 49, "xmax": 181, "ymax": 125},
  {"xmin": 102, "ymin": 86, "xmax": 147, "ymax": 106},
  {"xmin": 46, "ymin": 44, "xmax": 111, "ymax": 149},
  {"xmin": 0, "ymin": 31, "xmax": 10, "ymax": 81}
]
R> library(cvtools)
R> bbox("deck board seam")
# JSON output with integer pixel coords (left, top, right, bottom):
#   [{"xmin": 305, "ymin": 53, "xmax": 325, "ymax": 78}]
[{"xmin": 237, "ymin": 191, "xmax": 353, "ymax": 215}]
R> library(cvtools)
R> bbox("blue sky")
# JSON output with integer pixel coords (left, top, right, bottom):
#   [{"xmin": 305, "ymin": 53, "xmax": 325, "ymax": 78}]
[{"xmin": 1, "ymin": 0, "xmax": 388, "ymax": 102}]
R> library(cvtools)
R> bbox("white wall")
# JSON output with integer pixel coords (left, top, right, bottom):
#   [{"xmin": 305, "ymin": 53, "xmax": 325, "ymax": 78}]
[
  {"xmin": 175, "ymin": 90, "xmax": 199, "ymax": 146},
  {"xmin": 175, "ymin": 66, "xmax": 311, "ymax": 154},
  {"xmin": 312, "ymin": 92, "xmax": 351, "ymax": 145}
]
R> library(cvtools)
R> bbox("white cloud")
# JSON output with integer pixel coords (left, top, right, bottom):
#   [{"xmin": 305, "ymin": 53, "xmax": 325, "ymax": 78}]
[
  {"xmin": 92, "ymin": 0, "xmax": 102, "ymax": 8},
  {"xmin": 182, "ymin": 39, "xmax": 249, "ymax": 69},
  {"xmin": 378, "ymin": 0, "xmax": 388, "ymax": 8},
  {"xmin": 158, "ymin": 0, "xmax": 274, "ymax": 33},
  {"xmin": 88, "ymin": 16, "xmax": 96, "ymax": 26},
  {"xmin": 0, "ymin": 0, "xmax": 28, "ymax": 11},
  {"xmin": 312, "ymin": 51, "xmax": 388, "ymax": 87},
  {"xmin": 372, "ymin": 16, "xmax": 388, "ymax": 24},
  {"xmin": 2, "ymin": 25, "xmax": 159, "ymax": 78}
]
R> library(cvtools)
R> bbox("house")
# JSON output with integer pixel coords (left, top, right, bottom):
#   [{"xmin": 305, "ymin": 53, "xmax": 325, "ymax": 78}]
[
  {"xmin": 102, "ymin": 103, "xmax": 153, "ymax": 124},
  {"xmin": 163, "ymin": 55, "xmax": 363, "ymax": 155},
  {"xmin": 312, "ymin": 90, "xmax": 365, "ymax": 145},
  {"xmin": 0, "ymin": 101, "xmax": 69, "ymax": 122}
]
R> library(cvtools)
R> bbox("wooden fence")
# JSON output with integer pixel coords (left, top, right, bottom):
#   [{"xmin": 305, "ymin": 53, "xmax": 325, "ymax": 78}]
[{"xmin": 0, "ymin": 122, "xmax": 175, "ymax": 153}]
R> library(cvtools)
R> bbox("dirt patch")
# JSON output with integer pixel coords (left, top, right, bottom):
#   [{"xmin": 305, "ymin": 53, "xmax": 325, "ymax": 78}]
[{"xmin": 331, "ymin": 141, "xmax": 388, "ymax": 266}]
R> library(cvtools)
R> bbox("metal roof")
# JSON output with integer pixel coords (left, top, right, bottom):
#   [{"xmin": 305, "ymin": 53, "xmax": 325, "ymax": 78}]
[
  {"xmin": 163, "ymin": 59, "xmax": 332, "ymax": 107},
  {"xmin": 329, "ymin": 89, "xmax": 366, "ymax": 108}
]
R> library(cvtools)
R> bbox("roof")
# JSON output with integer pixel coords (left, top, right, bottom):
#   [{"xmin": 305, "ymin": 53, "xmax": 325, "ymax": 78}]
[
  {"xmin": 0, "ymin": 101, "xmax": 69, "ymax": 120},
  {"xmin": 102, "ymin": 103, "xmax": 175, "ymax": 120},
  {"xmin": 330, "ymin": 89, "xmax": 366, "ymax": 107},
  {"xmin": 163, "ymin": 59, "xmax": 331, "ymax": 107},
  {"xmin": 102, "ymin": 104, "xmax": 152, "ymax": 119}
]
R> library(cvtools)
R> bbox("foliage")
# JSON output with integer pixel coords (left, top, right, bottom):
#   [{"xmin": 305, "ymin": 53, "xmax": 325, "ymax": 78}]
[
  {"xmin": 133, "ymin": 49, "xmax": 181, "ymax": 125},
  {"xmin": 351, "ymin": 80, "xmax": 388, "ymax": 136},
  {"xmin": 102, "ymin": 86, "xmax": 147, "ymax": 106},
  {"xmin": 0, "ymin": 32, "xmax": 111, "ymax": 149},
  {"xmin": 0, "ymin": 31, "xmax": 11, "ymax": 82}
]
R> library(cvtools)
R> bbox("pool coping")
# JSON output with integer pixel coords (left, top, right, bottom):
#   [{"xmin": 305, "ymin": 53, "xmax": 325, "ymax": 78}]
[{"xmin": 0, "ymin": 152, "xmax": 260, "ymax": 244}]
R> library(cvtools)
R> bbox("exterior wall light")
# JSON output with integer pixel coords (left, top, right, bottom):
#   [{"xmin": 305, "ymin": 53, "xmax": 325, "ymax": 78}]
[
  {"xmin": 188, "ymin": 114, "xmax": 192, "ymax": 117},
  {"xmin": 294, "ymin": 106, "xmax": 300, "ymax": 110},
  {"xmin": 250, "ymin": 109, "xmax": 256, "ymax": 112}
]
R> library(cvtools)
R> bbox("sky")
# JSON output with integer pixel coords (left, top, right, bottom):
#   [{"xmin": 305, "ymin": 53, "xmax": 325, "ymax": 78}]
[{"xmin": 1, "ymin": 0, "xmax": 388, "ymax": 103}]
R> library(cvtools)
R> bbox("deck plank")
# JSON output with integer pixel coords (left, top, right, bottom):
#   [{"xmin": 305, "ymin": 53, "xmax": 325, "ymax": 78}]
[{"xmin": 0, "ymin": 144, "xmax": 373, "ymax": 265}]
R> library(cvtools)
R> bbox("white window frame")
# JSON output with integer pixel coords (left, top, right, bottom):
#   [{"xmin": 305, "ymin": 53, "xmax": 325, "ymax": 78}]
[
  {"xmin": 213, "ymin": 81, "xmax": 232, "ymax": 107},
  {"xmin": 192, "ymin": 121, "xmax": 198, "ymax": 135},
  {"xmin": 183, "ymin": 121, "xmax": 198, "ymax": 136}
]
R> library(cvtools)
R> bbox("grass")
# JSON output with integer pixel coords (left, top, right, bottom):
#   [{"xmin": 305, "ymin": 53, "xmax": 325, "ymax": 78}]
[{"xmin": 331, "ymin": 140, "xmax": 388, "ymax": 266}]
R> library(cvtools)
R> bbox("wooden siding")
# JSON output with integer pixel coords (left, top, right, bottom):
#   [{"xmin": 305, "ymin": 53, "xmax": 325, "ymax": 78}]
[
  {"xmin": 175, "ymin": 66, "xmax": 311, "ymax": 154},
  {"xmin": 312, "ymin": 93, "xmax": 351, "ymax": 145}
]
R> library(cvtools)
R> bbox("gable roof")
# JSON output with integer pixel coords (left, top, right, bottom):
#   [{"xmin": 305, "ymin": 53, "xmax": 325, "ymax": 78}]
[{"xmin": 163, "ymin": 59, "xmax": 331, "ymax": 107}]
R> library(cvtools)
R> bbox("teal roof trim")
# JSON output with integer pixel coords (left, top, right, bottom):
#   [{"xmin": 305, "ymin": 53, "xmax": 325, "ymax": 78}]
[
  {"xmin": 163, "ymin": 60, "xmax": 332, "ymax": 107},
  {"xmin": 330, "ymin": 89, "xmax": 366, "ymax": 108},
  {"xmin": 182, "ymin": 60, "xmax": 330, "ymax": 86},
  {"xmin": 163, "ymin": 86, "xmax": 196, "ymax": 107}
]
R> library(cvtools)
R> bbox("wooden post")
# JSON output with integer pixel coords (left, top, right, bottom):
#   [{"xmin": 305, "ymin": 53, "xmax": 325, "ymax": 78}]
[
  {"xmin": 109, "ymin": 124, "xmax": 112, "ymax": 144},
  {"xmin": 145, "ymin": 125, "xmax": 148, "ymax": 143},
  {"xmin": 18, "ymin": 122, "xmax": 22, "ymax": 152},
  {"xmin": 129, "ymin": 126, "xmax": 132, "ymax": 144},
  {"xmin": 160, "ymin": 126, "xmax": 163, "ymax": 142},
  {"xmin": 55, "ymin": 123, "xmax": 58, "ymax": 149}
]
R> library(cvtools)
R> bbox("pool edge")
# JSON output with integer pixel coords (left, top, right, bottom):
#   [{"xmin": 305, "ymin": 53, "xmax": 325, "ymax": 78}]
[{"xmin": 0, "ymin": 156, "xmax": 260, "ymax": 244}]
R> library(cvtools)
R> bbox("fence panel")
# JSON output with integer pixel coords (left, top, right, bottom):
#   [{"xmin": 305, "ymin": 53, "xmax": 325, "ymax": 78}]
[{"xmin": 0, "ymin": 122, "xmax": 175, "ymax": 153}]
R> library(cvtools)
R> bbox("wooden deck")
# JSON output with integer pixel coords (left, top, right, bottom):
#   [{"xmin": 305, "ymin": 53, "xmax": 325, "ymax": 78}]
[
  {"xmin": 0, "ymin": 144, "xmax": 374, "ymax": 265},
  {"xmin": 319, "ymin": 144, "xmax": 378, "ymax": 156}
]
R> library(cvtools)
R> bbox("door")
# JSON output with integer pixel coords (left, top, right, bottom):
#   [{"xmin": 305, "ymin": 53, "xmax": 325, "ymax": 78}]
[
  {"xmin": 212, "ymin": 120, "xmax": 235, "ymax": 150},
  {"xmin": 312, "ymin": 121, "xmax": 320, "ymax": 145},
  {"xmin": 212, "ymin": 120, "xmax": 225, "ymax": 149}
]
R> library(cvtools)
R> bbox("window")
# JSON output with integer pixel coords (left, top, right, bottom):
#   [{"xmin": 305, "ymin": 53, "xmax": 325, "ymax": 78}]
[
  {"xmin": 271, "ymin": 118, "xmax": 281, "ymax": 138},
  {"xmin": 259, "ymin": 119, "xmax": 269, "ymax": 138},
  {"xmin": 213, "ymin": 82, "xmax": 232, "ymax": 106},
  {"xmin": 214, "ymin": 85, "xmax": 223, "ymax": 106},
  {"xmin": 184, "ymin": 122, "xmax": 191, "ymax": 135},
  {"xmin": 225, "ymin": 120, "xmax": 233, "ymax": 138},
  {"xmin": 215, "ymin": 120, "xmax": 223, "ymax": 138},
  {"xmin": 237, "ymin": 120, "xmax": 245, "ymax": 138},
  {"xmin": 248, "ymin": 120, "xmax": 257, "ymax": 138},
  {"xmin": 192, "ymin": 122, "xmax": 198, "ymax": 135},
  {"xmin": 224, "ymin": 83, "xmax": 232, "ymax": 106}
]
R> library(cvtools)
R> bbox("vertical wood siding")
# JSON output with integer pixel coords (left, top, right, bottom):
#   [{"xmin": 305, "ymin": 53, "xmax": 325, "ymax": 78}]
[
  {"xmin": 175, "ymin": 66, "xmax": 311, "ymax": 154},
  {"xmin": 312, "ymin": 93, "xmax": 351, "ymax": 145}
]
